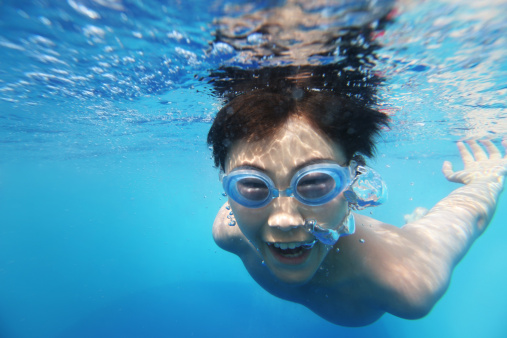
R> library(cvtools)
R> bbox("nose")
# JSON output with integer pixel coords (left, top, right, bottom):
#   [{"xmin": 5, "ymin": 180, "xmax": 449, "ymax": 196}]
[{"xmin": 267, "ymin": 197, "xmax": 304, "ymax": 232}]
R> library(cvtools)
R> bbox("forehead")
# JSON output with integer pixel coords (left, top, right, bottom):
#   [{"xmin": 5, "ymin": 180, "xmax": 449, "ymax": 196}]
[{"xmin": 225, "ymin": 117, "xmax": 346, "ymax": 174}]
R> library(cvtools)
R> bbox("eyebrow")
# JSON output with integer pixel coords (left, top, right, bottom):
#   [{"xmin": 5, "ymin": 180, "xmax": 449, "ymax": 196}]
[
  {"xmin": 234, "ymin": 157, "xmax": 336, "ymax": 176},
  {"xmin": 291, "ymin": 158, "xmax": 336, "ymax": 173},
  {"xmin": 234, "ymin": 163, "xmax": 266, "ymax": 172}
]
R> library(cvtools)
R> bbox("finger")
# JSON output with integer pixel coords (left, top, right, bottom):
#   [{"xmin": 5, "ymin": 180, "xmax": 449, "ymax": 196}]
[
  {"xmin": 442, "ymin": 161, "xmax": 464, "ymax": 183},
  {"xmin": 480, "ymin": 139, "xmax": 501, "ymax": 160},
  {"xmin": 442, "ymin": 160, "xmax": 455, "ymax": 180},
  {"xmin": 457, "ymin": 141, "xmax": 474, "ymax": 164},
  {"xmin": 466, "ymin": 140, "xmax": 488, "ymax": 161}
]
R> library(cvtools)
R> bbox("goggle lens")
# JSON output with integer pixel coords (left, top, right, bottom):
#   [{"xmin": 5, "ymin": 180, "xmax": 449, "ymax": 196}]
[
  {"xmin": 296, "ymin": 172, "xmax": 337, "ymax": 200},
  {"xmin": 236, "ymin": 177, "xmax": 270, "ymax": 202}
]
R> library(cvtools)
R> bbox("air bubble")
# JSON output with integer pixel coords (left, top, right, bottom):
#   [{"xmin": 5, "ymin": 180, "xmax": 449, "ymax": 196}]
[
  {"xmin": 222, "ymin": 192, "xmax": 227, "ymax": 197},
  {"xmin": 359, "ymin": 238, "xmax": 365, "ymax": 243},
  {"xmin": 228, "ymin": 221, "xmax": 236, "ymax": 226},
  {"xmin": 225, "ymin": 205, "xmax": 231, "ymax": 210},
  {"xmin": 229, "ymin": 211, "xmax": 234, "ymax": 215},
  {"xmin": 336, "ymin": 248, "xmax": 340, "ymax": 253}
]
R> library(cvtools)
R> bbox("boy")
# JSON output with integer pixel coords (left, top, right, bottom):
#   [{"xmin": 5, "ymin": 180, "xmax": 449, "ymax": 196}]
[{"xmin": 207, "ymin": 88, "xmax": 507, "ymax": 326}]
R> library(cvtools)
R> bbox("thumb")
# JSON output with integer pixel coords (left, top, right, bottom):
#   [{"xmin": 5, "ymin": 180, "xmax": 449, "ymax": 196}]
[{"xmin": 442, "ymin": 161, "xmax": 455, "ymax": 180}]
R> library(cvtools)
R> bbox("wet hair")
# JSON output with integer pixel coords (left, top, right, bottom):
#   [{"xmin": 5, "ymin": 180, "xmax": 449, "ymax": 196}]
[
  {"xmin": 206, "ymin": 3, "xmax": 394, "ymax": 171},
  {"xmin": 207, "ymin": 87, "xmax": 389, "ymax": 171}
]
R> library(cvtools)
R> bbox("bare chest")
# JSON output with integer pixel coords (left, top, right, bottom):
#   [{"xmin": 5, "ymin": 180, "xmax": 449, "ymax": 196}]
[{"xmin": 239, "ymin": 251, "xmax": 384, "ymax": 326}]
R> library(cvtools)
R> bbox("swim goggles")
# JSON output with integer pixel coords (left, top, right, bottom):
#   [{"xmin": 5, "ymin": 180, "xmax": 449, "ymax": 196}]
[{"xmin": 222, "ymin": 163, "xmax": 353, "ymax": 208}]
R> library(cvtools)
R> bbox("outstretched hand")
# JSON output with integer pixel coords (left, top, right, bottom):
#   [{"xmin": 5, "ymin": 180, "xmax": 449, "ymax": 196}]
[{"xmin": 442, "ymin": 140, "xmax": 507, "ymax": 185}]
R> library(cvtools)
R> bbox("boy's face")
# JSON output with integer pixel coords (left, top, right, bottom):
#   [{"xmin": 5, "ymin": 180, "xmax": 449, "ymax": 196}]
[{"xmin": 225, "ymin": 116, "xmax": 349, "ymax": 285}]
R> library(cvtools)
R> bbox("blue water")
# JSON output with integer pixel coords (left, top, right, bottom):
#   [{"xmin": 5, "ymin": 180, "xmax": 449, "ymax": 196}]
[{"xmin": 1, "ymin": 0, "xmax": 507, "ymax": 337}]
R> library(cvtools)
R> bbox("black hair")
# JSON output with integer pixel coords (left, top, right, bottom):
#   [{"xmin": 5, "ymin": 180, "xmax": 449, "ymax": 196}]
[
  {"xmin": 206, "ymin": 4, "xmax": 394, "ymax": 171},
  {"xmin": 207, "ymin": 87, "xmax": 389, "ymax": 171}
]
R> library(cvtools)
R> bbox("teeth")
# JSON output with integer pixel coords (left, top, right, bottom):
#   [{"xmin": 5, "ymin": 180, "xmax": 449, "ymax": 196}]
[{"xmin": 271, "ymin": 242, "xmax": 312, "ymax": 250}]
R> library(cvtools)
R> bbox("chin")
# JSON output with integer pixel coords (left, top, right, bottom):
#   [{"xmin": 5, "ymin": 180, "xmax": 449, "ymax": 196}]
[{"xmin": 271, "ymin": 270, "xmax": 316, "ymax": 286}]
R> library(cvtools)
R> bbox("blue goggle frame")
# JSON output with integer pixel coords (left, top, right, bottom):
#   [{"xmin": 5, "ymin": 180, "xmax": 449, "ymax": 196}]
[{"xmin": 222, "ymin": 163, "xmax": 353, "ymax": 209}]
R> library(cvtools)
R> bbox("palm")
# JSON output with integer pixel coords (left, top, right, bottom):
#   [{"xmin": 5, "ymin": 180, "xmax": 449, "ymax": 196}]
[{"xmin": 442, "ymin": 140, "xmax": 507, "ymax": 185}]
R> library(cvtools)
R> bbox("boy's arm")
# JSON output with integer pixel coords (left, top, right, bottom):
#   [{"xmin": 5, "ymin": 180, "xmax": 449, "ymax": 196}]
[
  {"xmin": 212, "ymin": 203, "xmax": 254, "ymax": 254},
  {"xmin": 421, "ymin": 139, "xmax": 506, "ymax": 235},
  {"xmin": 369, "ymin": 140, "xmax": 507, "ymax": 318}
]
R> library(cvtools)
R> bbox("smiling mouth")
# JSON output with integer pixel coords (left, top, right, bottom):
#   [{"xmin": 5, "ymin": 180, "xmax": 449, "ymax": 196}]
[{"xmin": 266, "ymin": 241, "xmax": 316, "ymax": 260}]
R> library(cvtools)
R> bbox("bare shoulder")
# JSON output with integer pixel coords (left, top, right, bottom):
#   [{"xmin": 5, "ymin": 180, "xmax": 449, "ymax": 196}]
[{"xmin": 212, "ymin": 203, "xmax": 251, "ymax": 254}]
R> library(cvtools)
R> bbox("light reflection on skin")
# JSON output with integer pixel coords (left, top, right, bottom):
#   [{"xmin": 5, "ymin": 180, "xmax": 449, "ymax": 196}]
[{"xmin": 212, "ymin": 116, "xmax": 507, "ymax": 326}]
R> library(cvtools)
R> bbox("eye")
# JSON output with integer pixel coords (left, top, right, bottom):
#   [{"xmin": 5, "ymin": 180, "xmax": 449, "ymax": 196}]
[
  {"xmin": 237, "ymin": 178, "xmax": 269, "ymax": 201},
  {"xmin": 296, "ymin": 172, "xmax": 336, "ymax": 199}
]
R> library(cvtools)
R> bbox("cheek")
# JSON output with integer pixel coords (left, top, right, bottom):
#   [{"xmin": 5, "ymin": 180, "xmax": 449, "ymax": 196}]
[
  {"xmin": 229, "ymin": 201, "xmax": 269, "ymax": 236},
  {"xmin": 299, "ymin": 195, "xmax": 348, "ymax": 225}
]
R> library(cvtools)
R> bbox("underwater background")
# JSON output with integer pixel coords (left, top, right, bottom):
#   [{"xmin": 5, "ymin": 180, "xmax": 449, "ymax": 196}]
[{"xmin": 1, "ymin": 0, "xmax": 506, "ymax": 337}]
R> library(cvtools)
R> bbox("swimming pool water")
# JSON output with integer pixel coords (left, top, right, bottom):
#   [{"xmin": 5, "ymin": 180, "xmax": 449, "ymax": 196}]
[{"xmin": 1, "ymin": 1, "xmax": 506, "ymax": 337}]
